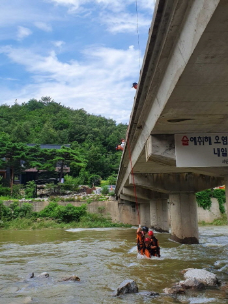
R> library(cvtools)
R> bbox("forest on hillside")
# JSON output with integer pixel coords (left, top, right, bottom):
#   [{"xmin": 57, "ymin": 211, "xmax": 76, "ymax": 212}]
[{"xmin": 0, "ymin": 97, "xmax": 127, "ymax": 184}]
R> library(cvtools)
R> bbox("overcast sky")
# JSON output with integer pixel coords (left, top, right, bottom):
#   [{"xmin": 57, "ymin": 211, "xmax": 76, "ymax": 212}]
[{"xmin": 0, "ymin": 0, "xmax": 155, "ymax": 124}]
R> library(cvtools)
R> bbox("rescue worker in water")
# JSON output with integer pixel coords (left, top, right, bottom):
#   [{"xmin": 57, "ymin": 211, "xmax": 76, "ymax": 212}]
[
  {"xmin": 145, "ymin": 230, "xmax": 161, "ymax": 258},
  {"xmin": 137, "ymin": 226, "xmax": 160, "ymax": 258},
  {"xmin": 136, "ymin": 225, "xmax": 148, "ymax": 255}
]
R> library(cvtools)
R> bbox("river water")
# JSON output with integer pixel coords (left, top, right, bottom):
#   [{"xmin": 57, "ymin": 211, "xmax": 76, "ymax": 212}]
[{"xmin": 0, "ymin": 226, "xmax": 228, "ymax": 304}]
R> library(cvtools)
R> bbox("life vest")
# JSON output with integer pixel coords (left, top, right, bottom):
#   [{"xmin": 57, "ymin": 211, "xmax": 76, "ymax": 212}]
[
  {"xmin": 116, "ymin": 144, "xmax": 123, "ymax": 151},
  {"xmin": 136, "ymin": 231, "xmax": 145, "ymax": 255},
  {"xmin": 144, "ymin": 245, "xmax": 151, "ymax": 258},
  {"xmin": 148, "ymin": 236, "xmax": 160, "ymax": 257}
]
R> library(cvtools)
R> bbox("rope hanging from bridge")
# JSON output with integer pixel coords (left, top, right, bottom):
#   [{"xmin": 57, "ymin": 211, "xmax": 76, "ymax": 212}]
[{"xmin": 121, "ymin": 0, "xmax": 141, "ymax": 225}]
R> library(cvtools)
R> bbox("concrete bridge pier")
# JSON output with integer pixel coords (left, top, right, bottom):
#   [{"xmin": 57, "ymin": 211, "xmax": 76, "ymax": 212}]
[
  {"xmin": 150, "ymin": 194, "xmax": 169, "ymax": 233},
  {"xmin": 169, "ymin": 193, "xmax": 199, "ymax": 244},
  {"xmin": 139, "ymin": 203, "xmax": 150, "ymax": 227}
]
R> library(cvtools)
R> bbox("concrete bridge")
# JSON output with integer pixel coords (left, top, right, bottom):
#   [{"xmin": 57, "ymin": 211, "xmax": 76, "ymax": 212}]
[{"xmin": 116, "ymin": 0, "xmax": 228, "ymax": 244}]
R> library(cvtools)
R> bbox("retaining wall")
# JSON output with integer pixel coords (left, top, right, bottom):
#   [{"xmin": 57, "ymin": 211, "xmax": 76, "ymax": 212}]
[
  {"xmin": 197, "ymin": 198, "xmax": 226, "ymax": 223},
  {"xmin": 3, "ymin": 198, "xmax": 138, "ymax": 225},
  {"xmin": 3, "ymin": 197, "xmax": 225, "ymax": 225}
]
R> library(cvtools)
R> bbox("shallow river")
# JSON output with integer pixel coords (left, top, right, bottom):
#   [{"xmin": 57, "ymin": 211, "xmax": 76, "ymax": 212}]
[{"xmin": 0, "ymin": 226, "xmax": 228, "ymax": 304}]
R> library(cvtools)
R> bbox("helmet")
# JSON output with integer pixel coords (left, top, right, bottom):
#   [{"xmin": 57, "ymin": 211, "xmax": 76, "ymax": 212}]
[
  {"xmin": 144, "ymin": 238, "xmax": 150, "ymax": 242},
  {"xmin": 142, "ymin": 226, "xmax": 148, "ymax": 233},
  {"xmin": 148, "ymin": 231, "xmax": 153, "ymax": 236}
]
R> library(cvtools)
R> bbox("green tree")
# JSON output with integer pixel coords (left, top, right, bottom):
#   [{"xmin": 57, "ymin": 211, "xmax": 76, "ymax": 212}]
[
  {"xmin": 0, "ymin": 133, "xmax": 30, "ymax": 194},
  {"xmin": 51, "ymin": 146, "xmax": 86, "ymax": 182},
  {"xmin": 89, "ymin": 174, "xmax": 101, "ymax": 187}
]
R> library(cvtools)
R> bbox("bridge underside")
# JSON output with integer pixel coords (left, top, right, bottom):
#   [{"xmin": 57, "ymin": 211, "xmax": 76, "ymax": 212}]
[{"xmin": 116, "ymin": 0, "xmax": 228, "ymax": 244}]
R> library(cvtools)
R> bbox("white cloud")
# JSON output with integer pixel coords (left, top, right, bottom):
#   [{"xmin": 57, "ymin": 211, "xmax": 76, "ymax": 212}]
[
  {"xmin": 48, "ymin": 0, "xmax": 82, "ymax": 11},
  {"xmin": 17, "ymin": 26, "xmax": 32, "ymax": 40},
  {"xmin": 48, "ymin": 0, "xmax": 154, "ymax": 13},
  {"xmin": 0, "ymin": 77, "xmax": 18, "ymax": 81},
  {"xmin": 101, "ymin": 12, "xmax": 151, "ymax": 33},
  {"xmin": 34, "ymin": 22, "xmax": 52, "ymax": 32},
  {"xmin": 0, "ymin": 45, "xmax": 139, "ymax": 123},
  {"xmin": 0, "ymin": 1, "xmax": 60, "ymax": 28},
  {"xmin": 139, "ymin": 0, "xmax": 156, "ymax": 12},
  {"xmin": 52, "ymin": 41, "xmax": 65, "ymax": 48}
]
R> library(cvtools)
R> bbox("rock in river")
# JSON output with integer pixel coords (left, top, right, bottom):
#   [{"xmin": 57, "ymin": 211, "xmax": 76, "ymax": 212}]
[
  {"xmin": 60, "ymin": 276, "xmax": 80, "ymax": 282},
  {"xmin": 182, "ymin": 268, "xmax": 219, "ymax": 287},
  {"xmin": 114, "ymin": 279, "xmax": 138, "ymax": 296},
  {"xmin": 164, "ymin": 268, "xmax": 220, "ymax": 295}
]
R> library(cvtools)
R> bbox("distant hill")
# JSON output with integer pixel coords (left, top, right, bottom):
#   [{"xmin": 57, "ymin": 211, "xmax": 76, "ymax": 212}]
[{"xmin": 0, "ymin": 97, "xmax": 127, "ymax": 180}]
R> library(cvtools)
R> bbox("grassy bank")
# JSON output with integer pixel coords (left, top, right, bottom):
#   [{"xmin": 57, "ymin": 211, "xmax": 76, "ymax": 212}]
[
  {"xmin": 0, "ymin": 201, "xmax": 131, "ymax": 230},
  {"xmin": 198, "ymin": 214, "xmax": 227, "ymax": 226},
  {"xmin": 0, "ymin": 215, "xmax": 131, "ymax": 230}
]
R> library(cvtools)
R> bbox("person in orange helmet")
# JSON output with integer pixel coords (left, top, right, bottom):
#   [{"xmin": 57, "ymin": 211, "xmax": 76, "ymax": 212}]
[{"xmin": 147, "ymin": 230, "xmax": 160, "ymax": 257}]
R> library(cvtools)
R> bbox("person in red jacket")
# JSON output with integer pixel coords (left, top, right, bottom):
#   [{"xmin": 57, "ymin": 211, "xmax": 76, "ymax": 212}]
[{"xmin": 147, "ymin": 230, "xmax": 160, "ymax": 257}]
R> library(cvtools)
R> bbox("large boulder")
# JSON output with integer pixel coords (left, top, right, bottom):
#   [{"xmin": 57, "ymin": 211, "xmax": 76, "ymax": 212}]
[
  {"xmin": 114, "ymin": 279, "xmax": 138, "ymax": 296},
  {"xmin": 182, "ymin": 268, "xmax": 219, "ymax": 287},
  {"xmin": 164, "ymin": 268, "xmax": 219, "ymax": 295}
]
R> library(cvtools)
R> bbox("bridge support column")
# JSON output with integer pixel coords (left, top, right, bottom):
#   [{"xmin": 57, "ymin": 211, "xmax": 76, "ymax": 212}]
[
  {"xmin": 150, "ymin": 195, "xmax": 169, "ymax": 232},
  {"xmin": 169, "ymin": 193, "xmax": 199, "ymax": 244},
  {"xmin": 139, "ymin": 203, "xmax": 150, "ymax": 227}
]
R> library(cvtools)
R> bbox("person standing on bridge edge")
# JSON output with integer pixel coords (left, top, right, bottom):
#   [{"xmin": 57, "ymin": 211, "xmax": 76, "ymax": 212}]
[
  {"xmin": 132, "ymin": 82, "xmax": 138, "ymax": 89},
  {"xmin": 136, "ymin": 225, "xmax": 148, "ymax": 255}
]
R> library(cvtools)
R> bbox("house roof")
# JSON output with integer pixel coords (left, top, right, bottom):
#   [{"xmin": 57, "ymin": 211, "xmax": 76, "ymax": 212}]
[{"xmin": 27, "ymin": 144, "xmax": 71, "ymax": 149}]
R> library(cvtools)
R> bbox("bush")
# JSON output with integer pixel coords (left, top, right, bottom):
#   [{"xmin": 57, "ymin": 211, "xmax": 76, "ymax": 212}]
[
  {"xmin": 196, "ymin": 189, "xmax": 212, "ymax": 210},
  {"xmin": 19, "ymin": 203, "xmax": 33, "ymax": 218},
  {"xmin": 60, "ymin": 175, "xmax": 79, "ymax": 191},
  {"xmin": 196, "ymin": 189, "xmax": 226, "ymax": 213},
  {"xmin": 100, "ymin": 180, "xmax": 109, "ymax": 187},
  {"xmin": 11, "ymin": 184, "xmax": 23, "ymax": 199},
  {"xmin": 0, "ymin": 201, "xmax": 33, "ymax": 221},
  {"xmin": 0, "ymin": 201, "xmax": 12, "ymax": 220},
  {"xmin": 213, "ymin": 189, "xmax": 226, "ymax": 214},
  {"xmin": 37, "ymin": 202, "xmax": 87, "ymax": 223},
  {"xmin": 9, "ymin": 202, "xmax": 33, "ymax": 219},
  {"xmin": 89, "ymin": 174, "xmax": 101, "ymax": 187},
  {"xmin": 52, "ymin": 204, "xmax": 87, "ymax": 222},
  {"xmin": 38, "ymin": 201, "xmax": 58, "ymax": 218},
  {"xmin": 101, "ymin": 185, "xmax": 109, "ymax": 195},
  {"xmin": 211, "ymin": 214, "xmax": 227, "ymax": 225},
  {"xmin": 25, "ymin": 181, "xmax": 37, "ymax": 198},
  {"xmin": 107, "ymin": 174, "xmax": 117, "ymax": 185},
  {"xmin": 0, "ymin": 185, "xmax": 10, "ymax": 197}
]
